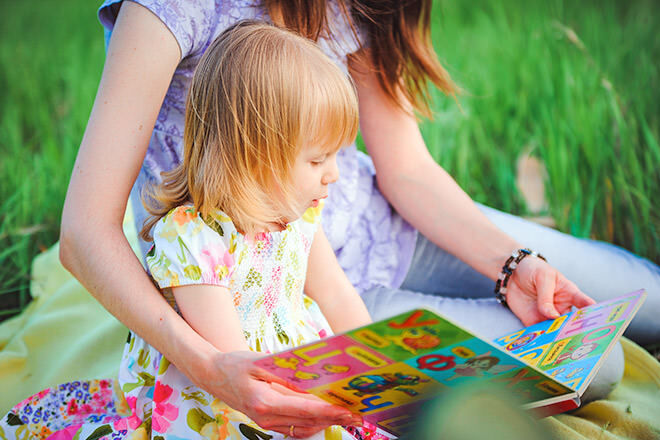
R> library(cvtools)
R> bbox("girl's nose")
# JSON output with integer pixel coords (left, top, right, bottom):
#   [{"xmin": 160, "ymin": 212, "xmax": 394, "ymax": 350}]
[{"xmin": 322, "ymin": 157, "xmax": 339, "ymax": 184}]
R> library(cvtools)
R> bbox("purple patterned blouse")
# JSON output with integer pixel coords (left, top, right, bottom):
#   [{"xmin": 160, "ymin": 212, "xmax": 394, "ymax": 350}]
[{"xmin": 98, "ymin": 0, "xmax": 417, "ymax": 292}]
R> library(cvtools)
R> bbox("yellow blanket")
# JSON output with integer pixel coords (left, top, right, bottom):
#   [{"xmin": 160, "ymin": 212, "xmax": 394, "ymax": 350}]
[{"xmin": 1, "ymin": 216, "xmax": 659, "ymax": 439}]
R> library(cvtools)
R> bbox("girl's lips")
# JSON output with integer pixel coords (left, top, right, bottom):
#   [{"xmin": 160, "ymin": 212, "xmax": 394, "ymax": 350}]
[{"xmin": 311, "ymin": 196, "xmax": 327, "ymax": 208}]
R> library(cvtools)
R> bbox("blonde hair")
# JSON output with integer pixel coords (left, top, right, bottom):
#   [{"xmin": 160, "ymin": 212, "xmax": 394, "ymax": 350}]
[{"xmin": 141, "ymin": 21, "xmax": 359, "ymax": 240}]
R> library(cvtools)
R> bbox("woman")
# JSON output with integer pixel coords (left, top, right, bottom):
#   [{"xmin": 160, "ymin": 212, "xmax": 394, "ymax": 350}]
[{"xmin": 59, "ymin": 0, "xmax": 659, "ymax": 437}]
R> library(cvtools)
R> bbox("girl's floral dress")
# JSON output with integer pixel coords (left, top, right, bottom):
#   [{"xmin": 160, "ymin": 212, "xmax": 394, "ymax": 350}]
[{"xmin": 0, "ymin": 205, "xmax": 388, "ymax": 440}]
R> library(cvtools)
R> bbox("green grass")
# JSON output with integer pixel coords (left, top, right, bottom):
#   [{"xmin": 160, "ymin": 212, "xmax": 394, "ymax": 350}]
[
  {"xmin": 1, "ymin": 0, "xmax": 659, "ymax": 319},
  {"xmin": 0, "ymin": 0, "xmax": 105, "ymax": 317},
  {"xmin": 424, "ymin": 0, "xmax": 659, "ymax": 249}
]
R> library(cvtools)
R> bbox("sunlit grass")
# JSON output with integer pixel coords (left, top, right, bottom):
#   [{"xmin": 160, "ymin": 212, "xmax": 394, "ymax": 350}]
[
  {"xmin": 0, "ymin": 0, "xmax": 104, "ymax": 317},
  {"xmin": 424, "ymin": 0, "xmax": 659, "ymax": 254},
  {"xmin": 1, "ymin": 0, "xmax": 658, "ymax": 318}
]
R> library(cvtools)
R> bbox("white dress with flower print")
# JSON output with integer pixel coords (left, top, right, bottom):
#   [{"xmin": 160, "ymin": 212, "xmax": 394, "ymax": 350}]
[{"xmin": 115, "ymin": 205, "xmax": 385, "ymax": 439}]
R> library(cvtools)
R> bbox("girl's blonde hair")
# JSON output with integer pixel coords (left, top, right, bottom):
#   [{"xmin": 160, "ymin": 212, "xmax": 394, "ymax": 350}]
[{"xmin": 141, "ymin": 21, "xmax": 359, "ymax": 240}]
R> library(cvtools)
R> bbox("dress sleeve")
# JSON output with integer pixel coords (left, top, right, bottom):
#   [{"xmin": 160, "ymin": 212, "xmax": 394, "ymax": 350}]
[
  {"xmin": 98, "ymin": 0, "xmax": 218, "ymax": 58},
  {"xmin": 146, "ymin": 206, "xmax": 236, "ymax": 289}
]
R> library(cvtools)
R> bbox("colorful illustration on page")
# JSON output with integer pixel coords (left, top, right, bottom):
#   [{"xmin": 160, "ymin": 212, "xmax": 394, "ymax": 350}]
[{"xmin": 346, "ymin": 310, "xmax": 473, "ymax": 362}]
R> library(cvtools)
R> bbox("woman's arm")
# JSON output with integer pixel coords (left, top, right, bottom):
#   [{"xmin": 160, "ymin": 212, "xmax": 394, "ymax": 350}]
[
  {"xmin": 60, "ymin": 0, "xmax": 199, "ymax": 379},
  {"xmin": 305, "ymin": 226, "xmax": 371, "ymax": 333},
  {"xmin": 348, "ymin": 53, "xmax": 594, "ymax": 327},
  {"xmin": 59, "ymin": 3, "xmax": 359, "ymax": 436}
]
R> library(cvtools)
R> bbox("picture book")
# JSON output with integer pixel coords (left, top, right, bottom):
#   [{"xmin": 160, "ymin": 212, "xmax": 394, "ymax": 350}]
[
  {"xmin": 254, "ymin": 290, "xmax": 646, "ymax": 437},
  {"xmin": 493, "ymin": 289, "xmax": 646, "ymax": 400}
]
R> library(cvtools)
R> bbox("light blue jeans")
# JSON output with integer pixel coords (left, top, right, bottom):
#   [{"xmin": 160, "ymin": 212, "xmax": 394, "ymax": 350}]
[{"xmin": 360, "ymin": 204, "xmax": 660, "ymax": 402}]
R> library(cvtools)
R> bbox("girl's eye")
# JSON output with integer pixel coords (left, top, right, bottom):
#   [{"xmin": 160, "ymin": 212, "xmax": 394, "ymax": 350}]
[{"xmin": 311, "ymin": 156, "xmax": 327, "ymax": 165}]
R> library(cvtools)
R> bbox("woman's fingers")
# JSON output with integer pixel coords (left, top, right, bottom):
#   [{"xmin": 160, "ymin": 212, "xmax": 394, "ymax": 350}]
[
  {"xmin": 214, "ymin": 351, "xmax": 361, "ymax": 430},
  {"xmin": 248, "ymin": 395, "xmax": 359, "ymax": 436},
  {"xmin": 562, "ymin": 276, "xmax": 596, "ymax": 307},
  {"xmin": 552, "ymin": 275, "xmax": 595, "ymax": 315},
  {"xmin": 535, "ymin": 269, "xmax": 560, "ymax": 319},
  {"xmin": 248, "ymin": 361, "xmax": 361, "ymax": 423},
  {"xmin": 261, "ymin": 391, "xmax": 360, "ymax": 424},
  {"xmin": 248, "ymin": 364, "xmax": 306, "ymax": 392},
  {"xmin": 574, "ymin": 290, "xmax": 597, "ymax": 307},
  {"xmin": 268, "ymin": 381, "xmax": 328, "ymax": 402},
  {"xmin": 268, "ymin": 424, "xmax": 327, "ymax": 438},
  {"xmin": 238, "ymin": 376, "xmax": 361, "ymax": 434}
]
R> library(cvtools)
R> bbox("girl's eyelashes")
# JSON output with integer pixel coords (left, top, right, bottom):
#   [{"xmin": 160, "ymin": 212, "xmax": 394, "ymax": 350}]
[{"xmin": 310, "ymin": 155, "xmax": 327, "ymax": 165}]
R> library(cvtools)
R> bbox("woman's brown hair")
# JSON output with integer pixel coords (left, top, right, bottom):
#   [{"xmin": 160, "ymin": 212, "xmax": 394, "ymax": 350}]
[{"xmin": 265, "ymin": 0, "xmax": 456, "ymax": 117}]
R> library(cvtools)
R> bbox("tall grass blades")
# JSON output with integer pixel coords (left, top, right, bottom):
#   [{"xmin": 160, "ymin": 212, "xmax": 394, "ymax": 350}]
[
  {"xmin": 424, "ymin": 0, "xmax": 659, "ymax": 260},
  {"xmin": 0, "ymin": 0, "xmax": 104, "ymax": 317},
  {"xmin": 1, "ymin": 0, "xmax": 658, "ymax": 318}
]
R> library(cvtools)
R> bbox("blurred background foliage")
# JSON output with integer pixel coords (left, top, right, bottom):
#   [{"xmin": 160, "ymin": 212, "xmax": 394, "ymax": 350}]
[{"xmin": 1, "ymin": 0, "xmax": 659, "ymax": 319}]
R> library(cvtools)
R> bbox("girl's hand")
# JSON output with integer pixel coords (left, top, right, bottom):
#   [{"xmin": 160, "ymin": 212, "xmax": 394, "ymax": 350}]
[
  {"xmin": 505, "ymin": 257, "xmax": 596, "ymax": 327},
  {"xmin": 195, "ymin": 351, "xmax": 362, "ymax": 438}
]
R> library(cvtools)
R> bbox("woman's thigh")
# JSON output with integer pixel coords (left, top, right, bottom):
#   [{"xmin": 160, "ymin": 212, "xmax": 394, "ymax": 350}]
[
  {"xmin": 400, "ymin": 203, "xmax": 660, "ymax": 346},
  {"xmin": 362, "ymin": 284, "xmax": 523, "ymax": 338}
]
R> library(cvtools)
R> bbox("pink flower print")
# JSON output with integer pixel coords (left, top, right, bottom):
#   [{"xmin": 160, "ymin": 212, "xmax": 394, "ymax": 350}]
[
  {"xmin": 16, "ymin": 388, "xmax": 50, "ymax": 410},
  {"xmin": 253, "ymin": 232, "xmax": 273, "ymax": 245},
  {"xmin": 152, "ymin": 382, "xmax": 179, "ymax": 433},
  {"xmin": 66, "ymin": 399, "xmax": 79, "ymax": 416},
  {"xmin": 262, "ymin": 284, "xmax": 277, "ymax": 317},
  {"xmin": 199, "ymin": 245, "xmax": 234, "ymax": 285},
  {"xmin": 91, "ymin": 388, "xmax": 113, "ymax": 412},
  {"xmin": 270, "ymin": 266, "xmax": 283, "ymax": 294},
  {"xmin": 222, "ymin": 248, "xmax": 234, "ymax": 268},
  {"xmin": 113, "ymin": 396, "xmax": 142, "ymax": 431},
  {"xmin": 301, "ymin": 234, "xmax": 311, "ymax": 253},
  {"xmin": 45, "ymin": 423, "xmax": 82, "ymax": 440}
]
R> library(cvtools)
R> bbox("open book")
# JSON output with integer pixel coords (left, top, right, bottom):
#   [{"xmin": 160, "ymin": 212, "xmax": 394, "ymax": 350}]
[{"xmin": 254, "ymin": 290, "xmax": 646, "ymax": 437}]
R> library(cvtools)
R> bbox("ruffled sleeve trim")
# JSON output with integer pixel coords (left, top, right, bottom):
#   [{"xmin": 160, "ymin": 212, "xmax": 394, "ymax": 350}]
[{"xmin": 146, "ymin": 206, "xmax": 238, "ymax": 289}]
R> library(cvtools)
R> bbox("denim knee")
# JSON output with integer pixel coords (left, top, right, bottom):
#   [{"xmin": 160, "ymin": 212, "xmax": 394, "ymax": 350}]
[{"xmin": 577, "ymin": 341, "xmax": 624, "ymax": 404}]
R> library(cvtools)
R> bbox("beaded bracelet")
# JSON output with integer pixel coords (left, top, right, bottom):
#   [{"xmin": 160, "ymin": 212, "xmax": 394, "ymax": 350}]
[{"xmin": 495, "ymin": 248, "xmax": 547, "ymax": 309}]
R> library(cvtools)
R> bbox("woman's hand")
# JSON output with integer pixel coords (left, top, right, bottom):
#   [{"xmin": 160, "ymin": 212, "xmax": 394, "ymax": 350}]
[
  {"xmin": 194, "ymin": 351, "xmax": 362, "ymax": 438},
  {"xmin": 505, "ymin": 257, "xmax": 596, "ymax": 326}
]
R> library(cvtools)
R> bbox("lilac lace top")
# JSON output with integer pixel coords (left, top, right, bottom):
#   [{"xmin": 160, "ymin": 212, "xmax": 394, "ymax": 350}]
[{"xmin": 98, "ymin": 0, "xmax": 417, "ymax": 292}]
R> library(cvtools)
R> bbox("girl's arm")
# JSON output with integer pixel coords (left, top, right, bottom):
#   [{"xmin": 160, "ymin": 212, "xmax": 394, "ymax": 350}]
[
  {"xmin": 348, "ymin": 53, "xmax": 594, "ymax": 327},
  {"xmin": 59, "ymin": 3, "xmax": 359, "ymax": 436},
  {"xmin": 172, "ymin": 285, "xmax": 249, "ymax": 353},
  {"xmin": 305, "ymin": 226, "xmax": 371, "ymax": 333}
]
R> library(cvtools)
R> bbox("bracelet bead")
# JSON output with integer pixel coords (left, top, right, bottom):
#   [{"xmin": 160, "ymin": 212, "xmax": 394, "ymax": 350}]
[{"xmin": 495, "ymin": 248, "xmax": 547, "ymax": 308}]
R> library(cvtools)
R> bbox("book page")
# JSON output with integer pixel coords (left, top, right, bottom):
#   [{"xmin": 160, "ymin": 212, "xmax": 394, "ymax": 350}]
[
  {"xmin": 255, "ymin": 309, "xmax": 574, "ymax": 436},
  {"xmin": 493, "ymin": 289, "xmax": 646, "ymax": 394}
]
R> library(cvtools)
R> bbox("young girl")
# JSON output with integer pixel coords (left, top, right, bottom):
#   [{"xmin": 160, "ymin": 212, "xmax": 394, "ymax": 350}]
[{"xmin": 2, "ymin": 22, "xmax": 386, "ymax": 440}]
